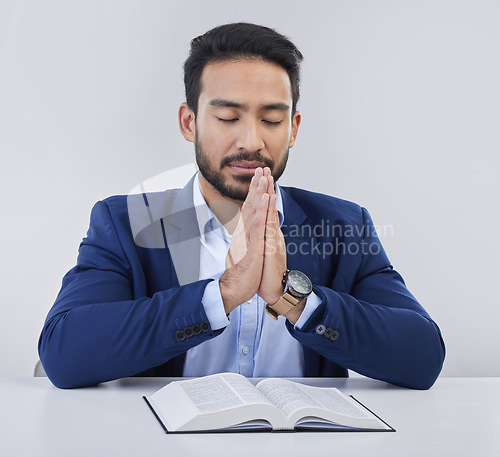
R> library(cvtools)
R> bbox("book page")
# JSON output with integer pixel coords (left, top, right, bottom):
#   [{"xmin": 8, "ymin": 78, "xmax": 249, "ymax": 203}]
[
  {"xmin": 179, "ymin": 373, "xmax": 273, "ymax": 414},
  {"xmin": 256, "ymin": 378, "xmax": 387, "ymax": 430},
  {"xmin": 256, "ymin": 378, "xmax": 324, "ymax": 417},
  {"xmin": 146, "ymin": 373, "xmax": 288, "ymax": 432},
  {"xmin": 298, "ymin": 383, "xmax": 371, "ymax": 419}
]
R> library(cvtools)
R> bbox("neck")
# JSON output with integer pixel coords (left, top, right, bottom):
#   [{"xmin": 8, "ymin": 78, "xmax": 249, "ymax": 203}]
[{"xmin": 198, "ymin": 175, "xmax": 241, "ymax": 234}]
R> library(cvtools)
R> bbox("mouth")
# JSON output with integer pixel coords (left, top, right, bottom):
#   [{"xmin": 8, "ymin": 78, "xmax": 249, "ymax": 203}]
[{"xmin": 226, "ymin": 161, "xmax": 268, "ymax": 175}]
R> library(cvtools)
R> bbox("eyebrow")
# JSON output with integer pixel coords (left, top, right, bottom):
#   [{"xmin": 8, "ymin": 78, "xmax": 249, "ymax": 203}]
[{"xmin": 209, "ymin": 99, "xmax": 290, "ymax": 112}]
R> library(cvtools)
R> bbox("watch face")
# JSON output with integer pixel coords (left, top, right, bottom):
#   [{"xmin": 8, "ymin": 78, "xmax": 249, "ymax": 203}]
[{"xmin": 288, "ymin": 270, "xmax": 313, "ymax": 296}]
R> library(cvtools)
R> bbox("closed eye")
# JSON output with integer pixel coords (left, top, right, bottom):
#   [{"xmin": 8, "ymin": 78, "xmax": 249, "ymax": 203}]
[
  {"xmin": 263, "ymin": 120, "xmax": 282, "ymax": 126},
  {"xmin": 217, "ymin": 117, "xmax": 238, "ymax": 124}
]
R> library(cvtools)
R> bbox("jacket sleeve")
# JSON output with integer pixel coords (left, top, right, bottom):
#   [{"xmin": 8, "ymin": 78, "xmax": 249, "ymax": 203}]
[
  {"xmin": 287, "ymin": 207, "xmax": 445, "ymax": 390},
  {"xmin": 38, "ymin": 200, "xmax": 222, "ymax": 389}
]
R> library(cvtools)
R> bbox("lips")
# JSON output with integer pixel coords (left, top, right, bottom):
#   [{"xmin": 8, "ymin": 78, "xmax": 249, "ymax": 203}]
[{"xmin": 226, "ymin": 161, "xmax": 267, "ymax": 175}]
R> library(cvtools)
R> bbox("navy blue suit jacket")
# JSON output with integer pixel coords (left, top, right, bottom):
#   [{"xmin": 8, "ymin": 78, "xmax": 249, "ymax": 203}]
[{"xmin": 39, "ymin": 179, "xmax": 445, "ymax": 389}]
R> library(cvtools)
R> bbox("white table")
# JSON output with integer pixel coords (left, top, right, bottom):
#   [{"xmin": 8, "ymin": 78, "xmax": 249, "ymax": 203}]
[{"xmin": 1, "ymin": 376, "xmax": 499, "ymax": 456}]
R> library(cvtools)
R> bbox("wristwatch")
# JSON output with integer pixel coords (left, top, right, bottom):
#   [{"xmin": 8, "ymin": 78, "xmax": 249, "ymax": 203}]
[{"xmin": 266, "ymin": 270, "xmax": 313, "ymax": 320}]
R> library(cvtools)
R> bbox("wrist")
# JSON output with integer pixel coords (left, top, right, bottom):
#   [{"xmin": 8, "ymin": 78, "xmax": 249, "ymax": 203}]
[
  {"xmin": 264, "ymin": 270, "xmax": 287, "ymax": 305},
  {"xmin": 267, "ymin": 289, "xmax": 284, "ymax": 307},
  {"xmin": 219, "ymin": 270, "xmax": 257, "ymax": 314},
  {"xmin": 265, "ymin": 270, "xmax": 312, "ymax": 321},
  {"xmin": 282, "ymin": 298, "xmax": 306, "ymax": 325},
  {"xmin": 219, "ymin": 272, "xmax": 238, "ymax": 314}
]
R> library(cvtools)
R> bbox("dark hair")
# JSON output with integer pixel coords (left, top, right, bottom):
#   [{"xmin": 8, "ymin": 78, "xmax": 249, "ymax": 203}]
[{"xmin": 183, "ymin": 22, "xmax": 303, "ymax": 116}]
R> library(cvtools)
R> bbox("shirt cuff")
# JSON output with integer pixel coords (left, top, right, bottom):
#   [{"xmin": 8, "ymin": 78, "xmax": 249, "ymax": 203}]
[
  {"xmin": 293, "ymin": 291, "xmax": 322, "ymax": 330},
  {"xmin": 201, "ymin": 278, "xmax": 230, "ymax": 331}
]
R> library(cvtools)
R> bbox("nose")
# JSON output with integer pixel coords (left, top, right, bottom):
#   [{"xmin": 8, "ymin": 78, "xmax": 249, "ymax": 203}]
[{"xmin": 235, "ymin": 119, "xmax": 265, "ymax": 152}]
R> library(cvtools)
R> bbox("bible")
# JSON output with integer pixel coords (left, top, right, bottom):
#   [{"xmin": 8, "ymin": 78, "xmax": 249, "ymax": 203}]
[{"xmin": 143, "ymin": 372, "xmax": 394, "ymax": 433}]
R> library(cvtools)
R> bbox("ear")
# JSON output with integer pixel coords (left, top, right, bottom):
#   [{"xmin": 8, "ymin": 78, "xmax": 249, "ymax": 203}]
[
  {"xmin": 288, "ymin": 111, "xmax": 301, "ymax": 148},
  {"xmin": 178, "ymin": 102, "xmax": 196, "ymax": 143}
]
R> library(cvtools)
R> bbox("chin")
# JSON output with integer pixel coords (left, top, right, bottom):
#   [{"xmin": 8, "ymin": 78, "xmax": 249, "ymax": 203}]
[
  {"xmin": 231, "ymin": 174, "xmax": 253, "ymax": 184},
  {"xmin": 224, "ymin": 183, "xmax": 251, "ymax": 201}
]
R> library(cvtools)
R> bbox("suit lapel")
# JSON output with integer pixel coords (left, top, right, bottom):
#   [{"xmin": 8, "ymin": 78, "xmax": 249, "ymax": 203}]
[
  {"xmin": 127, "ymin": 175, "xmax": 201, "ymax": 286},
  {"xmin": 280, "ymin": 188, "xmax": 320, "ymax": 284},
  {"xmin": 281, "ymin": 188, "xmax": 324, "ymax": 376},
  {"xmin": 162, "ymin": 176, "xmax": 201, "ymax": 286}
]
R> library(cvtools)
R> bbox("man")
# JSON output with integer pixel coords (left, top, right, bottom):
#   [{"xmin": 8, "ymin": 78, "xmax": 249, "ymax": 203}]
[{"xmin": 39, "ymin": 23, "xmax": 445, "ymax": 389}]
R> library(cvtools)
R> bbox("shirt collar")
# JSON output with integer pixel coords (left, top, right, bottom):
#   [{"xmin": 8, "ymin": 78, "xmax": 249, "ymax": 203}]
[{"xmin": 193, "ymin": 172, "xmax": 284, "ymax": 243}]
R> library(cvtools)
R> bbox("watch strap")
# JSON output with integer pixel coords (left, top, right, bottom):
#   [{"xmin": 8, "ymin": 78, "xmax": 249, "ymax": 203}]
[{"xmin": 265, "ymin": 292, "xmax": 306, "ymax": 320}]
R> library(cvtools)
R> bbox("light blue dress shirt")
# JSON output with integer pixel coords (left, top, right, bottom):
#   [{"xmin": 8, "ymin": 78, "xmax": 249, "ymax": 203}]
[{"xmin": 183, "ymin": 173, "xmax": 321, "ymax": 377}]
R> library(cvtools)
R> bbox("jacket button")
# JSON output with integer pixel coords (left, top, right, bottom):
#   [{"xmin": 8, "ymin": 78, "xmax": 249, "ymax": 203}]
[
  {"xmin": 192, "ymin": 324, "xmax": 202, "ymax": 335},
  {"xmin": 329, "ymin": 329, "xmax": 340, "ymax": 341},
  {"xmin": 324, "ymin": 327, "xmax": 335, "ymax": 339},
  {"xmin": 184, "ymin": 326, "xmax": 194, "ymax": 338},
  {"xmin": 315, "ymin": 324, "xmax": 326, "ymax": 335},
  {"xmin": 324, "ymin": 327, "xmax": 340, "ymax": 341},
  {"xmin": 201, "ymin": 321, "xmax": 211, "ymax": 332},
  {"xmin": 174, "ymin": 330, "xmax": 186, "ymax": 342}
]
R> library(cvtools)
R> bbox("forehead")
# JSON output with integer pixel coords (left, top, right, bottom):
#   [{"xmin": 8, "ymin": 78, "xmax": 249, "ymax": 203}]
[{"xmin": 198, "ymin": 59, "xmax": 292, "ymax": 107}]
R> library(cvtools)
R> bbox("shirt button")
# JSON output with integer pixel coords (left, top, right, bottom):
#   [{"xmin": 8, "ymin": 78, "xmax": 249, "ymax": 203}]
[
  {"xmin": 241, "ymin": 346, "xmax": 250, "ymax": 355},
  {"xmin": 246, "ymin": 299, "xmax": 253, "ymax": 303}
]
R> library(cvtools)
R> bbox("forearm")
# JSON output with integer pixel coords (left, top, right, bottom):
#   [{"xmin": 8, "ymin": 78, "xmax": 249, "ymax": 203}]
[
  {"xmin": 287, "ymin": 286, "xmax": 445, "ymax": 390},
  {"xmin": 39, "ymin": 279, "xmax": 221, "ymax": 389}
]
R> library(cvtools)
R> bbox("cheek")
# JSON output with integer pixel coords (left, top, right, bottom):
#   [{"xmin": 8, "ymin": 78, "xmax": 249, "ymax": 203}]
[
  {"xmin": 197, "ymin": 131, "xmax": 224, "ymax": 160},
  {"xmin": 202, "ymin": 121, "xmax": 234, "ymax": 151},
  {"xmin": 266, "ymin": 128, "xmax": 292, "ymax": 153}
]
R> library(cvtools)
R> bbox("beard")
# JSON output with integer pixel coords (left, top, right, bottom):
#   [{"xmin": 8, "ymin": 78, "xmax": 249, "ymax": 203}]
[{"xmin": 195, "ymin": 133, "xmax": 289, "ymax": 201}]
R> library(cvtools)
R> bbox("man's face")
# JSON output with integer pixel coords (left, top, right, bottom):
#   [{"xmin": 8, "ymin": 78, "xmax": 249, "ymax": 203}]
[{"xmin": 192, "ymin": 59, "xmax": 301, "ymax": 201}]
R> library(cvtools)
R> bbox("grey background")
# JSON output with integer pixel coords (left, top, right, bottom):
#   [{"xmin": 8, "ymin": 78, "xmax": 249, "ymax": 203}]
[{"xmin": 0, "ymin": 0, "xmax": 498, "ymax": 377}]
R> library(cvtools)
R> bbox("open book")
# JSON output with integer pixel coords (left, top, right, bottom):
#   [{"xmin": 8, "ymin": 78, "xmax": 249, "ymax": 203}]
[{"xmin": 143, "ymin": 372, "xmax": 394, "ymax": 433}]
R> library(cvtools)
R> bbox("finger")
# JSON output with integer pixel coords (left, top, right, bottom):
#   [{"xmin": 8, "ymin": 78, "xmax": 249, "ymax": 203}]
[
  {"xmin": 248, "ymin": 192, "xmax": 269, "ymax": 249},
  {"xmin": 230, "ymin": 191, "xmax": 268, "ymax": 268},
  {"xmin": 253, "ymin": 171, "xmax": 267, "ymax": 207},
  {"xmin": 265, "ymin": 194, "xmax": 278, "ymax": 236},
  {"xmin": 233, "ymin": 168, "xmax": 263, "ymax": 244},
  {"xmin": 262, "ymin": 167, "xmax": 273, "ymax": 194},
  {"xmin": 262, "ymin": 167, "xmax": 275, "ymax": 197},
  {"xmin": 244, "ymin": 168, "xmax": 263, "ymax": 207},
  {"xmin": 242, "ymin": 174, "xmax": 267, "ymax": 228},
  {"xmin": 253, "ymin": 166, "xmax": 264, "ymax": 184},
  {"xmin": 242, "ymin": 168, "xmax": 263, "ymax": 215},
  {"xmin": 268, "ymin": 191, "xmax": 280, "ymax": 224},
  {"xmin": 267, "ymin": 174, "xmax": 275, "ymax": 196},
  {"xmin": 266, "ymin": 195, "xmax": 286, "ymax": 264},
  {"xmin": 267, "ymin": 192, "xmax": 277, "ymax": 216},
  {"xmin": 267, "ymin": 195, "xmax": 285, "ymax": 256}
]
